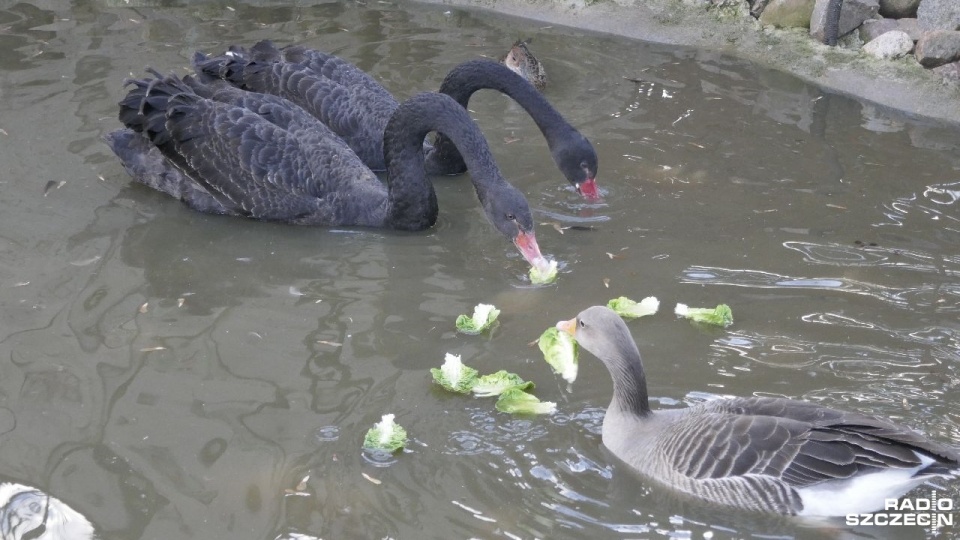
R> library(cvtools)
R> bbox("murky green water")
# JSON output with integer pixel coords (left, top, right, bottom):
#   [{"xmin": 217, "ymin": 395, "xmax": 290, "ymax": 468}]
[{"xmin": 1, "ymin": 1, "xmax": 959, "ymax": 538}]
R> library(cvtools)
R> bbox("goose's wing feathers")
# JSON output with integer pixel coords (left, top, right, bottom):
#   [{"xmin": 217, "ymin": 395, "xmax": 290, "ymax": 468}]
[
  {"xmin": 671, "ymin": 396, "xmax": 960, "ymax": 488},
  {"xmin": 709, "ymin": 396, "xmax": 960, "ymax": 463},
  {"xmin": 666, "ymin": 411, "xmax": 806, "ymax": 481},
  {"xmin": 194, "ymin": 44, "xmax": 398, "ymax": 171}
]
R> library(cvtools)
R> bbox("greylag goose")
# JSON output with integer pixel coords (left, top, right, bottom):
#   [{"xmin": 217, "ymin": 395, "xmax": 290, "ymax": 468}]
[{"xmin": 557, "ymin": 305, "xmax": 960, "ymax": 516}]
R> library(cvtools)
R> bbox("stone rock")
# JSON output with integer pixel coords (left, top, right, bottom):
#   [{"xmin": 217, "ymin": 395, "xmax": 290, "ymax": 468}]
[
  {"xmin": 878, "ymin": 0, "xmax": 919, "ymax": 19},
  {"xmin": 760, "ymin": 0, "xmax": 816, "ymax": 28},
  {"xmin": 932, "ymin": 60, "xmax": 960, "ymax": 81},
  {"xmin": 838, "ymin": 29, "xmax": 865, "ymax": 48},
  {"xmin": 896, "ymin": 18, "xmax": 923, "ymax": 41},
  {"xmin": 810, "ymin": 0, "xmax": 880, "ymax": 43},
  {"xmin": 915, "ymin": 30, "xmax": 960, "ymax": 67},
  {"xmin": 859, "ymin": 18, "xmax": 898, "ymax": 42},
  {"xmin": 863, "ymin": 30, "xmax": 914, "ymax": 58},
  {"xmin": 917, "ymin": 0, "xmax": 960, "ymax": 31}
]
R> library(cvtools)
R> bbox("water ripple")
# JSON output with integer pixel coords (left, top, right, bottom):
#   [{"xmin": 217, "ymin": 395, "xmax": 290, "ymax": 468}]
[
  {"xmin": 783, "ymin": 241, "xmax": 941, "ymax": 272},
  {"xmin": 712, "ymin": 330, "xmax": 944, "ymax": 380},
  {"xmin": 681, "ymin": 265, "xmax": 960, "ymax": 313},
  {"xmin": 924, "ymin": 181, "xmax": 960, "ymax": 206},
  {"xmin": 803, "ymin": 311, "xmax": 960, "ymax": 351},
  {"xmin": 877, "ymin": 182, "xmax": 960, "ymax": 233}
]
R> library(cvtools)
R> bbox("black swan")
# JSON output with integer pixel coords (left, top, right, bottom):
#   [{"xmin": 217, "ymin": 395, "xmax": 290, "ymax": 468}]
[
  {"xmin": 102, "ymin": 71, "xmax": 550, "ymax": 271},
  {"xmin": 558, "ymin": 305, "xmax": 960, "ymax": 515},
  {"xmin": 194, "ymin": 40, "xmax": 600, "ymax": 199}
]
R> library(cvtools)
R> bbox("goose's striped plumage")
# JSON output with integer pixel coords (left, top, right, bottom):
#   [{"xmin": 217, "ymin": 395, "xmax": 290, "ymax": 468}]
[{"xmin": 558, "ymin": 306, "xmax": 960, "ymax": 516}]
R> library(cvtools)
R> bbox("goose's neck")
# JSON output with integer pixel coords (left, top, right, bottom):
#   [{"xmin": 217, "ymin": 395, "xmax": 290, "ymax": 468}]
[
  {"xmin": 439, "ymin": 60, "xmax": 570, "ymax": 140},
  {"xmin": 608, "ymin": 345, "xmax": 652, "ymax": 418}
]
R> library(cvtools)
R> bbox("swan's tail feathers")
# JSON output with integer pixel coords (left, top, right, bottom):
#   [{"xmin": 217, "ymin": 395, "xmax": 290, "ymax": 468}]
[
  {"xmin": 193, "ymin": 47, "xmax": 254, "ymax": 88},
  {"xmin": 183, "ymin": 61, "xmax": 223, "ymax": 90},
  {"xmin": 100, "ymin": 129, "xmax": 227, "ymax": 214},
  {"xmin": 118, "ymin": 70, "xmax": 198, "ymax": 146},
  {"xmin": 164, "ymin": 93, "xmax": 210, "ymax": 145},
  {"xmin": 180, "ymin": 73, "xmax": 237, "ymax": 101},
  {"xmin": 249, "ymin": 39, "xmax": 282, "ymax": 62},
  {"xmin": 102, "ymin": 128, "xmax": 174, "ymax": 192},
  {"xmin": 193, "ymin": 40, "xmax": 280, "ymax": 89}
]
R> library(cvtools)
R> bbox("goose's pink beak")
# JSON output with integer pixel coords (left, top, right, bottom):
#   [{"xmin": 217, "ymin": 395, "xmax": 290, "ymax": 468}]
[
  {"xmin": 577, "ymin": 178, "xmax": 599, "ymax": 200},
  {"xmin": 514, "ymin": 230, "xmax": 549, "ymax": 272},
  {"xmin": 556, "ymin": 317, "xmax": 576, "ymax": 336}
]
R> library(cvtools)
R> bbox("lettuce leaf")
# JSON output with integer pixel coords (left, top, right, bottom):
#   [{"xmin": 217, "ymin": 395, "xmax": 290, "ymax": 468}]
[
  {"xmin": 607, "ymin": 296, "xmax": 660, "ymax": 319},
  {"xmin": 362, "ymin": 414, "xmax": 408, "ymax": 453},
  {"xmin": 495, "ymin": 387, "xmax": 556, "ymax": 415},
  {"xmin": 430, "ymin": 353, "xmax": 480, "ymax": 393},
  {"xmin": 675, "ymin": 303, "xmax": 734, "ymax": 327},
  {"xmin": 529, "ymin": 260, "xmax": 558, "ymax": 284},
  {"xmin": 472, "ymin": 370, "xmax": 534, "ymax": 397},
  {"xmin": 538, "ymin": 326, "xmax": 578, "ymax": 383},
  {"xmin": 455, "ymin": 303, "xmax": 500, "ymax": 334}
]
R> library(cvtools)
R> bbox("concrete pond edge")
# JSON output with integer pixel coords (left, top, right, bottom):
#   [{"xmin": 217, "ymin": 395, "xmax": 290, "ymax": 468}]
[{"xmin": 415, "ymin": 0, "xmax": 960, "ymax": 126}]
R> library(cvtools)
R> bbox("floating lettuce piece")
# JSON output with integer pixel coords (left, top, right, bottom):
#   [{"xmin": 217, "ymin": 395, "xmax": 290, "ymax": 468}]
[
  {"xmin": 362, "ymin": 414, "xmax": 408, "ymax": 453},
  {"xmin": 607, "ymin": 296, "xmax": 660, "ymax": 319},
  {"xmin": 538, "ymin": 326, "xmax": 579, "ymax": 383},
  {"xmin": 471, "ymin": 370, "xmax": 534, "ymax": 398},
  {"xmin": 495, "ymin": 387, "xmax": 556, "ymax": 415},
  {"xmin": 529, "ymin": 260, "xmax": 558, "ymax": 284},
  {"xmin": 675, "ymin": 303, "xmax": 734, "ymax": 327},
  {"xmin": 430, "ymin": 353, "xmax": 480, "ymax": 393},
  {"xmin": 455, "ymin": 303, "xmax": 500, "ymax": 334}
]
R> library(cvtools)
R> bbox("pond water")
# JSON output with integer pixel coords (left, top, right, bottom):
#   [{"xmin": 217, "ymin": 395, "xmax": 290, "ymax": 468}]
[{"xmin": 2, "ymin": 1, "xmax": 960, "ymax": 538}]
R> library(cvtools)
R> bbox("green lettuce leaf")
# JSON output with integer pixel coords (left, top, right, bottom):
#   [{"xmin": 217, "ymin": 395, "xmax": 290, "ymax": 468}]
[
  {"xmin": 607, "ymin": 296, "xmax": 660, "ymax": 319},
  {"xmin": 538, "ymin": 326, "xmax": 578, "ymax": 383},
  {"xmin": 674, "ymin": 303, "xmax": 734, "ymax": 327},
  {"xmin": 495, "ymin": 387, "xmax": 556, "ymax": 415},
  {"xmin": 529, "ymin": 260, "xmax": 558, "ymax": 284},
  {"xmin": 455, "ymin": 303, "xmax": 501, "ymax": 334},
  {"xmin": 430, "ymin": 353, "xmax": 480, "ymax": 393},
  {"xmin": 471, "ymin": 370, "xmax": 534, "ymax": 398},
  {"xmin": 362, "ymin": 413, "xmax": 408, "ymax": 453}
]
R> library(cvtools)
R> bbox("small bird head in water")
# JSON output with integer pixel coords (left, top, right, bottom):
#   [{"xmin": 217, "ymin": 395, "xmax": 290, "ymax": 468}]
[{"xmin": 499, "ymin": 39, "xmax": 547, "ymax": 91}]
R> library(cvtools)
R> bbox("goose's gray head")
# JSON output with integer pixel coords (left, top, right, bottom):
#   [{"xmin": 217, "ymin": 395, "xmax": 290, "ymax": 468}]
[{"xmin": 557, "ymin": 305, "xmax": 635, "ymax": 365}]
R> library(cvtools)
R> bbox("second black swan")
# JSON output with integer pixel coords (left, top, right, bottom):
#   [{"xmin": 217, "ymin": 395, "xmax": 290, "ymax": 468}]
[{"xmin": 194, "ymin": 40, "xmax": 600, "ymax": 199}]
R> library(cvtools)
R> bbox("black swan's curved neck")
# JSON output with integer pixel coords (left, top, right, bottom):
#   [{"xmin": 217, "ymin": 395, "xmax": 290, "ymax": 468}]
[
  {"xmin": 383, "ymin": 92, "xmax": 506, "ymax": 229},
  {"xmin": 438, "ymin": 60, "xmax": 571, "ymax": 138}
]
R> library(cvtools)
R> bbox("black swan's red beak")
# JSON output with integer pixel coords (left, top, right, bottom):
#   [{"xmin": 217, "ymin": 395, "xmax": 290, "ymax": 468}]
[
  {"xmin": 514, "ymin": 230, "xmax": 549, "ymax": 272},
  {"xmin": 577, "ymin": 178, "xmax": 599, "ymax": 200}
]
